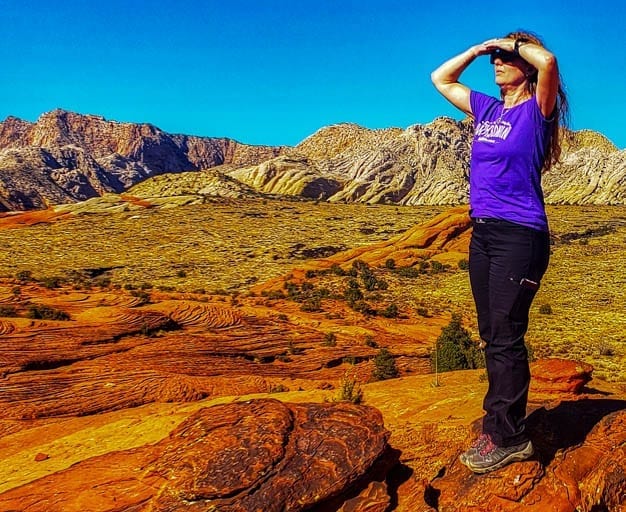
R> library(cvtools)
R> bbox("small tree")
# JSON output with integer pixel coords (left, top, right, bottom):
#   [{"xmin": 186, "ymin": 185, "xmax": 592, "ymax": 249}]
[
  {"xmin": 431, "ymin": 314, "xmax": 483, "ymax": 373},
  {"xmin": 372, "ymin": 348, "xmax": 399, "ymax": 381}
]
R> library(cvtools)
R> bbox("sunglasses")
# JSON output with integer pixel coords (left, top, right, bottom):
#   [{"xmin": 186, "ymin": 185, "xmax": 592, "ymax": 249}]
[{"xmin": 490, "ymin": 48, "xmax": 518, "ymax": 64}]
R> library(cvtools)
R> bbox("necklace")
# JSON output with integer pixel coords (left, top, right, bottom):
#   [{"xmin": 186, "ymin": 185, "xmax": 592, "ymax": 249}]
[{"xmin": 496, "ymin": 104, "xmax": 511, "ymax": 123}]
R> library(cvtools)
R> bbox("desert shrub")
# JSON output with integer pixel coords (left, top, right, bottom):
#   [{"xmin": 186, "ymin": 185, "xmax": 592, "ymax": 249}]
[
  {"xmin": 301, "ymin": 297, "xmax": 322, "ymax": 312},
  {"xmin": 41, "ymin": 276, "xmax": 64, "ymax": 289},
  {"xmin": 416, "ymin": 307, "xmax": 429, "ymax": 317},
  {"xmin": 335, "ymin": 371, "xmax": 363, "ymax": 404},
  {"xmin": 0, "ymin": 305, "xmax": 18, "ymax": 317},
  {"xmin": 364, "ymin": 335, "xmax": 378, "ymax": 348},
  {"xmin": 330, "ymin": 263, "xmax": 346, "ymax": 276},
  {"xmin": 430, "ymin": 261, "xmax": 448, "ymax": 274},
  {"xmin": 11, "ymin": 286, "xmax": 21, "ymax": 296},
  {"xmin": 458, "ymin": 259, "xmax": 470, "ymax": 271},
  {"xmin": 131, "ymin": 290, "xmax": 151, "ymax": 305},
  {"xmin": 539, "ymin": 303, "xmax": 553, "ymax": 314},
  {"xmin": 269, "ymin": 383, "xmax": 289, "ymax": 393},
  {"xmin": 344, "ymin": 286, "xmax": 363, "ymax": 304},
  {"xmin": 597, "ymin": 342, "xmax": 615, "ymax": 356},
  {"xmin": 176, "ymin": 270, "xmax": 187, "ymax": 278},
  {"xmin": 94, "ymin": 278, "xmax": 111, "ymax": 288},
  {"xmin": 385, "ymin": 258, "xmax": 396, "ymax": 270},
  {"xmin": 430, "ymin": 314, "xmax": 483, "ymax": 373},
  {"xmin": 372, "ymin": 348, "xmax": 399, "ymax": 381},
  {"xmin": 350, "ymin": 300, "xmax": 377, "ymax": 316},
  {"xmin": 263, "ymin": 289, "xmax": 286, "ymax": 299},
  {"xmin": 305, "ymin": 270, "xmax": 317, "ymax": 278},
  {"xmin": 26, "ymin": 305, "xmax": 70, "ymax": 321},
  {"xmin": 323, "ymin": 332, "xmax": 337, "ymax": 347},
  {"xmin": 382, "ymin": 303, "xmax": 399, "ymax": 318},
  {"xmin": 124, "ymin": 283, "xmax": 137, "ymax": 291},
  {"xmin": 396, "ymin": 266, "xmax": 421, "ymax": 278},
  {"xmin": 15, "ymin": 270, "xmax": 33, "ymax": 282},
  {"xmin": 342, "ymin": 356, "xmax": 357, "ymax": 365}
]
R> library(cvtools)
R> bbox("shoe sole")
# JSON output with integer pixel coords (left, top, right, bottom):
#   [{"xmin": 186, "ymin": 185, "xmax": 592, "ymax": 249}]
[{"xmin": 465, "ymin": 442, "xmax": 534, "ymax": 474}]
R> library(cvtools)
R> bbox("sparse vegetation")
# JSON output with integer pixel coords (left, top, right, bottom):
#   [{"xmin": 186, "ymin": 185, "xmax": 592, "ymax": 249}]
[
  {"xmin": 26, "ymin": 305, "xmax": 70, "ymax": 321},
  {"xmin": 382, "ymin": 303, "xmax": 399, "ymax": 318},
  {"xmin": 0, "ymin": 202, "xmax": 623, "ymax": 380},
  {"xmin": 0, "ymin": 305, "xmax": 19, "ymax": 317},
  {"xmin": 364, "ymin": 335, "xmax": 378, "ymax": 348},
  {"xmin": 372, "ymin": 348, "xmax": 399, "ymax": 381},
  {"xmin": 335, "ymin": 371, "xmax": 363, "ymax": 404},
  {"xmin": 539, "ymin": 303, "xmax": 553, "ymax": 315},
  {"xmin": 323, "ymin": 332, "xmax": 337, "ymax": 347}
]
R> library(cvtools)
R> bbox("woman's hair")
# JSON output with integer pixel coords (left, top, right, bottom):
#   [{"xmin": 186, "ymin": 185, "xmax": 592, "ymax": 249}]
[{"xmin": 505, "ymin": 30, "xmax": 570, "ymax": 172}]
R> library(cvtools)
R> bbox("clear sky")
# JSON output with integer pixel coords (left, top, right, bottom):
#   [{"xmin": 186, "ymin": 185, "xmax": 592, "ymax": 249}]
[{"xmin": 1, "ymin": 0, "xmax": 624, "ymax": 148}]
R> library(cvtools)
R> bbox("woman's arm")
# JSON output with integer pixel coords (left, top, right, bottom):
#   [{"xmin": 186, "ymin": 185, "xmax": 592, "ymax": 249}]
[
  {"xmin": 431, "ymin": 43, "xmax": 491, "ymax": 115},
  {"xmin": 516, "ymin": 41, "xmax": 559, "ymax": 118}
]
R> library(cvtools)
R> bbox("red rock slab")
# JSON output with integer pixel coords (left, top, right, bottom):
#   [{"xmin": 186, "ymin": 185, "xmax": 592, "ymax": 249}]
[
  {"xmin": 0, "ymin": 208, "xmax": 70, "ymax": 229},
  {"xmin": 531, "ymin": 358, "xmax": 594, "ymax": 394},
  {"xmin": 415, "ymin": 401, "xmax": 626, "ymax": 511},
  {"xmin": 0, "ymin": 399, "xmax": 391, "ymax": 512}
]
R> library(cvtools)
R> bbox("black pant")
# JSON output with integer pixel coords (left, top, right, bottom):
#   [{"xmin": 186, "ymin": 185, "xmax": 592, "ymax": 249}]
[{"xmin": 469, "ymin": 218, "xmax": 550, "ymax": 447}]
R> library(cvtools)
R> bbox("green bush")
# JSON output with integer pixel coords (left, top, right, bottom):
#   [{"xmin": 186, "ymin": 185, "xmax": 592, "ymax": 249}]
[
  {"xmin": 385, "ymin": 258, "xmax": 396, "ymax": 270},
  {"xmin": 335, "ymin": 371, "xmax": 363, "ymax": 404},
  {"xmin": 42, "ymin": 276, "xmax": 64, "ymax": 289},
  {"xmin": 458, "ymin": 259, "xmax": 470, "ymax": 271},
  {"xmin": 0, "ymin": 305, "xmax": 18, "ymax": 317},
  {"xmin": 382, "ymin": 303, "xmax": 399, "ymax": 318},
  {"xmin": 372, "ymin": 348, "xmax": 399, "ymax": 381},
  {"xmin": 364, "ymin": 335, "xmax": 378, "ymax": 348},
  {"xmin": 323, "ymin": 332, "xmax": 337, "ymax": 347},
  {"xmin": 539, "ymin": 303, "xmax": 553, "ymax": 314},
  {"xmin": 430, "ymin": 314, "xmax": 483, "ymax": 372},
  {"xmin": 396, "ymin": 266, "xmax": 421, "ymax": 278},
  {"xmin": 15, "ymin": 270, "xmax": 33, "ymax": 282},
  {"xmin": 301, "ymin": 297, "xmax": 322, "ymax": 312},
  {"xmin": 330, "ymin": 264, "xmax": 346, "ymax": 276},
  {"xmin": 26, "ymin": 305, "xmax": 70, "ymax": 321}
]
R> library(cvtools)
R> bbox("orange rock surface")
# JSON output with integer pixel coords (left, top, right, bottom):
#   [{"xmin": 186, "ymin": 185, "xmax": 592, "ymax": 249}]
[{"xmin": 0, "ymin": 207, "xmax": 624, "ymax": 511}]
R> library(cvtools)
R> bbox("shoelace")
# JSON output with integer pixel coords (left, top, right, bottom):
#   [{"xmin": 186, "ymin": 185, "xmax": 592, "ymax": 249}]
[
  {"xmin": 471, "ymin": 433, "xmax": 490, "ymax": 449},
  {"xmin": 479, "ymin": 437, "xmax": 498, "ymax": 456}
]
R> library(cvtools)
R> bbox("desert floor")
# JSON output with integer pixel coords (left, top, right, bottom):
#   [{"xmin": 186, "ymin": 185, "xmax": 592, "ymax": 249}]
[{"xmin": 0, "ymin": 200, "xmax": 624, "ymax": 381}]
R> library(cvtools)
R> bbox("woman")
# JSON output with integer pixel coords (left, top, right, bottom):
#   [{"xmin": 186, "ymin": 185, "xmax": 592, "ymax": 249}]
[{"xmin": 431, "ymin": 31, "xmax": 568, "ymax": 474}]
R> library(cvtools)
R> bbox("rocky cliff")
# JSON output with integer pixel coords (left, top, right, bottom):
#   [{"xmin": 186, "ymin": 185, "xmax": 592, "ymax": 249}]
[
  {"xmin": 1, "ymin": 110, "xmax": 625, "ymax": 210},
  {"xmin": 136, "ymin": 118, "xmax": 625, "ymax": 206},
  {"xmin": 0, "ymin": 110, "xmax": 284, "ymax": 210},
  {"xmin": 222, "ymin": 119, "xmax": 625, "ymax": 206}
]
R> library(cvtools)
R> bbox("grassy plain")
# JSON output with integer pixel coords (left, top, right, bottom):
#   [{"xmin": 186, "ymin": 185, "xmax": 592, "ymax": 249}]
[{"xmin": 0, "ymin": 200, "xmax": 624, "ymax": 381}]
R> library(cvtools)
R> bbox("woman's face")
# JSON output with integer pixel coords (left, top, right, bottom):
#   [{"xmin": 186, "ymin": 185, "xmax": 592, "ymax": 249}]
[{"xmin": 493, "ymin": 57, "xmax": 529, "ymax": 87}]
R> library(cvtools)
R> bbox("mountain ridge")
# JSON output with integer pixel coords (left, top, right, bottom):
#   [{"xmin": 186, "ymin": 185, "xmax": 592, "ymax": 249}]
[{"xmin": 1, "ymin": 109, "xmax": 624, "ymax": 210}]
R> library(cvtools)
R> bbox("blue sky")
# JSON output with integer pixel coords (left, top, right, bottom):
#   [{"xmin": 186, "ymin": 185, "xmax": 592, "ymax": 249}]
[{"xmin": 1, "ymin": 0, "xmax": 624, "ymax": 148}]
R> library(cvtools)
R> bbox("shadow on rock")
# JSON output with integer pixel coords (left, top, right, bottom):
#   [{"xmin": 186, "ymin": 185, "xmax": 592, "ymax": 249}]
[{"xmin": 527, "ymin": 398, "xmax": 626, "ymax": 465}]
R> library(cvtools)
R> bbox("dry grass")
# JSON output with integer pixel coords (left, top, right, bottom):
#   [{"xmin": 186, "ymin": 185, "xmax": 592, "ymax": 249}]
[{"xmin": 0, "ymin": 199, "xmax": 624, "ymax": 381}]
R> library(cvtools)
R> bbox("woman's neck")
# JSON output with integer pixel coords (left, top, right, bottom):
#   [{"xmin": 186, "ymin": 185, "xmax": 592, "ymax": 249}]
[{"xmin": 500, "ymin": 84, "xmax": 532, "ymax": 108}]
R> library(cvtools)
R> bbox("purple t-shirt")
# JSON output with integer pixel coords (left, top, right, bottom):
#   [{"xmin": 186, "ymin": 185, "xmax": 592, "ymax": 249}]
[{"xmin": 469, "ymin": 91, "xmax": 553, "ymax": 232}]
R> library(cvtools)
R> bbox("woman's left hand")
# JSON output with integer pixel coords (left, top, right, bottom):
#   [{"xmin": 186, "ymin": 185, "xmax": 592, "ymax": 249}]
[{"xmin": 481, "ymin": 38, "xmax": 516, "ymax": 53}]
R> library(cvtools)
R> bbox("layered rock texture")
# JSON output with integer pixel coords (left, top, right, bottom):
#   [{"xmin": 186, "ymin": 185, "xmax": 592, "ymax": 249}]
[
  {"xmin": 1, "ymin": 207, "xmax": 625, "ymax": 510},
  {"xmin": 0, "ymin": 110, "xmax": 283, "ymax": 210},
  {"xmin": 1, "ymin": 110, "xmax": 624, "ymax": 210}
]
